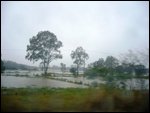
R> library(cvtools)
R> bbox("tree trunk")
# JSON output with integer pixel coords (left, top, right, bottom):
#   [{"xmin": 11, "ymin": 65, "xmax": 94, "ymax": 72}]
[
  {"xmin": 44, "ymin": 64, "xmax": 49, "ymax": 75},
  {"xmin": 77, "ymin": 64, "xmax": 79, "ymax": 76},
  {"xmin": 44, "ymin": 70, "xmax": 47, "ymax": 75},
  {"xmin": 43, "ymin": 59, "xmax": 46, "ymax": 75},
  {"xmin": 83, "ymin": 62, "xmax": 85, "ymax": 78}
]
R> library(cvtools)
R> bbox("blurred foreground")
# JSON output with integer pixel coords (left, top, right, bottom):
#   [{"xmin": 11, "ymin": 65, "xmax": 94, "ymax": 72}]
[{"xmin": 1, "ymin": 86, "xmax": 149, "ymax": 112}]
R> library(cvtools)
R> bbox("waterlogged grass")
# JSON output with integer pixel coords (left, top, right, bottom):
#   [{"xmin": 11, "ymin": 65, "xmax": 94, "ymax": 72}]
[{"xmin": 1, "ymin": 86, "xmax": 149, "ymax": 112}]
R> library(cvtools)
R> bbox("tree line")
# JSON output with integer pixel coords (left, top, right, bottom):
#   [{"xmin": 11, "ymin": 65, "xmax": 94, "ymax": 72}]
[
  {"xmin": 1, "ymin": 30, "xmax": 149, "ymax": 78},
  {"xmin": 1, "ymin": 60, "xmax": 38, "ymax": 71},
  {"xmin": 25, "ymin": 30, "xmax": 149, "ymax": 77}
]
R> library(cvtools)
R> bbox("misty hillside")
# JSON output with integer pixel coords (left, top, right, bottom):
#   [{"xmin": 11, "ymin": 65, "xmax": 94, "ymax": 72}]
[{"xmin": 3, "ymin": 60, "xmax": 38, "ymax": 70}]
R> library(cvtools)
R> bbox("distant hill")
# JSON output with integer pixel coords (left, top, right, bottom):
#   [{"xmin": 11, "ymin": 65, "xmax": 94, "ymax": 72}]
[{"xmin": 3, "ymin": 60, "xmax": 38, "ymax": 70}]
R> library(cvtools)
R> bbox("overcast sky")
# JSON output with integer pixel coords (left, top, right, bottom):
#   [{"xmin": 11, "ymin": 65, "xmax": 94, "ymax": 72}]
[{"xmin": 1, "ymin": 1, "xmax": 149, "ymax": 67}]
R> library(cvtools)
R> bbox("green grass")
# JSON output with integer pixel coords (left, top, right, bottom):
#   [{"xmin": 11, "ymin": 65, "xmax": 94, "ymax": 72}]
[{"xmin": 1, "ymin": 87, "xmax": 149, "ymax": 112}]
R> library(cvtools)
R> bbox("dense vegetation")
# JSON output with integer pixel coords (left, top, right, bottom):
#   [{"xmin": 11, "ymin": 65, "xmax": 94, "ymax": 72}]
[
  {"xmin": 84, "ymin": 55, "xmax": 149, "ymax": 90},
  {"xmin": 85, "ymin": 55, "xmax": 148, "ymax": 78},
  {"xmin": 1, "ymin": 87, "xmax": 149, "ymax": 112}
]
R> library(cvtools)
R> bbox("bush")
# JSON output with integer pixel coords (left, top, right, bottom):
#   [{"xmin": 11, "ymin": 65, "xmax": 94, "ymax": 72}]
[
  {"xmin": 70, "ymin": 67, "xmax": 77, "ymax": 77},
  {"xmin": 91, "ymin": 81, "xmax": 98, "ymax": 87},
  {"xmin": 84, "ymin": 68, "xmax": 98, "ymax": 79},
  {"xmin": 85, "ymin": 67, "xmax": 110, "ymax": 79}
]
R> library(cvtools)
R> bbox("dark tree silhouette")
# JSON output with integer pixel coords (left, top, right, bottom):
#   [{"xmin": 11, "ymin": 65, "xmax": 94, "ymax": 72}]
[
  {"xmin": 26, "ymin": 31, "xmax": 63, "ymax": 75},
  {"xmin": 60, "ymin": 63, "xmax": 66, "ymax": 75},
  {"xmin": 71, "ymin": 46, "xmax": 89, "ymax": 76}
]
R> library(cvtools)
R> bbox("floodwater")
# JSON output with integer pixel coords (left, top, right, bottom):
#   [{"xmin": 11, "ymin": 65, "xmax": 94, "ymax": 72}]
[
  {"xmin": 3, "ymin": 69, "xmax": 77, "ymax": 76},
  {"xmin": 1, "ymin": 70, "xmax": 149, "ymax": 89},
  {"xmin": 52, "ymin": 76, "xmax": 149, "ymax": 90},
  {"xmin": 1, "ymin": 76, "xmax": 87, "ymax": 88}
]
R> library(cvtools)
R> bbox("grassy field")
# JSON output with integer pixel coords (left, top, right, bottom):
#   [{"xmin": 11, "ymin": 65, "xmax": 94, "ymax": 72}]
[{"xmin": 1, "ymin": 86, "xmax": 149, "ymax": 112}]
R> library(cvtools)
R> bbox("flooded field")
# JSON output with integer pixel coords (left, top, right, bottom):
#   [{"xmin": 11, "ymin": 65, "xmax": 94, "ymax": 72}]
[
  {"xmin": 1, "ymin": 76, "xmax": 87, "ymax": 88},
  {"xmin": 1, "ymin": 70, "xmax": 149, "ymax": 90}
]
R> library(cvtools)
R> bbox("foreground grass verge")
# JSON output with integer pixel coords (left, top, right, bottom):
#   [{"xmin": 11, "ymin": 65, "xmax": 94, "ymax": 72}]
[{"xmin": 1, "ymin": 87, "xmax": 149, "ymax": 112}]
